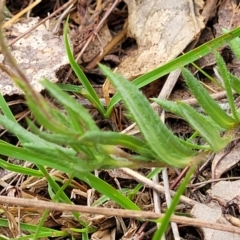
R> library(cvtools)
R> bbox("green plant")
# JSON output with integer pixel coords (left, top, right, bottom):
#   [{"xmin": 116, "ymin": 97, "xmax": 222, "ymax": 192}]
[{"xmin": 0, "ymin": 1, "xmax": 240, "ymax": 237}]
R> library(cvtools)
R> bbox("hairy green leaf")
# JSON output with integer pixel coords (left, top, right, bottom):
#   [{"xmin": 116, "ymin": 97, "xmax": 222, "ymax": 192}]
[
  {"xmin": 215, "ymin": 52, "xmax": 239, "ymax": 121},
  {"xmin": 228, "ymin": 33, "xmax": 240, "ymax": 61},
  {"xmin": 80, "ymin": 131, "xmax": 154, "ymax": 158},
  {"xmin": 151, "ymin": 98, "xmax": 184, "ymax": 117},
  {"xmin": 64, "ymin": 18, "xmax": 105, "ymax": 115},
  {"xmin": 178, "ymin": 102, "xmax": 231, "ymax": 152},
  {"xmin": 106, "ymin": 26, "xmax": 240, "ymax": 116},
  {"xmin": 100, "ymin": 64, "xmax": 196, "ymax": 167},
  {"xmin": 182, "ymin": 68, "xmax": 237, "ymax": 129},
  {"xmin": 229, "ymin": 73, "xmax": 240, "ymax": 94}
]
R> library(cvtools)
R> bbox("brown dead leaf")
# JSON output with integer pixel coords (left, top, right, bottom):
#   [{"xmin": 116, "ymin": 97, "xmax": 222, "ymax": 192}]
[
  {"xmin": 191, "ymin": 201, "xmax": 240, "ymax": 240},
  {"xmin": 212, "ymin": 141, "xmax": 240, "ymax": 179},
  {"xmin": 71, "ymin": 23, "xmax": 112, "ymax": 64},
  {"xmin": 82, "ymin": 24, "xmax": 112, "ymax": 63},
  {"xmin": 214, "ymin": 0, "xmax": 240, "ymax": 36},
  {"xmin": 0, "ymin": 17, "xmax": 68, "ymax": 95},
  {"xmin": 117, "ymin": 0, "xmax": 205, "ymax": 80},
  {"xmin": 1, "ymin": 206, "xmax": 19, "ymax": 238},
  {"xmin": 207, "ymin": 180, "xmax": 240, "ymax": 204},
  {"xmin": 91, "ymin": 228, "xmax": 116, "ymax": 240},
  {"xmin": 191, "ymin": 181, "xmax": 240, "ymax": 240}
]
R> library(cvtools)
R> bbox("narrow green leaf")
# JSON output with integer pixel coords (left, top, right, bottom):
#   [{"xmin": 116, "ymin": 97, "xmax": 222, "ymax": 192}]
[
  {"xmin": 153, "ymin": 98, "xmax": 225, "ymax": 131},
  {"xmin": 152, "ymin": 98, "xmax": 220, "ymax": 150},
  {"xmin": 153, "ymin": 165, "xmax": 196, "ymax": 239},
  {"xmin": 0, "ymin": 114, "xmax": 49, "ymax": 145},
  {"xmin": 215, "ymin": 52, "xmax": 239, "ymax": 121},
  {"xmin": 27, "ymin": 118, "xmax": 82, "ymax": 145},
  {"xmin": 57, "ymin": 83, "xmax": 85, "ymax": 93},
  {"xmin": 0, "ymin": 142, "xmax": 72, "ymax": 173},
  {"xmin": 0, "ymin": 218, "xmax": 67, "ymax": 238},
  {"xmin": 178, "ymin": 102, "xmax": 231, "ymax": 152},
  {"xmin": 227, "ymin": 32, "xmax": 240, "ymax": 61},
  {"xmin": 80, "ymin": 131, "xmax": 154, "ymax": 158},
  {"xmin": 0, "ymin": 114, "xmax": 78, "ymax": 160},
  {"xmin": 79, "ymin": 173, "xmax": 140, "ymax": 210},
  {"xmin": 178, "ymin": 138, "xmax": 211, "ymax": 150},
  {"xmin": 229, "ymin": 73, "xmax": 240, "ymax": 95},
  {"xmin": 151, "ymin": 98, "xmax": 184, "ymax": 117},
  {"xmin": 0, "ymin": 158, "xmax": 43, "ymax": 177},
  {"xmin": 100, "ymin": 64, "xmax": 195, "ymax": 167},
  {"xmin": 66, "ymin": 107, "xmax": 84, "ymax": 133},
  {"xmin": 64, "ymin": 19, "xmax": 105, "ymax": 115},
  {"xmin": 106, "ymin": 26, "xmax": 240, "ymax": 117},
  {"xmin": 0, "ymin": 92, "xmax": 15, "ymax": 122},
  {"xmin": 182, "ymin": 68, "xmax": 237, "ymax": 129},
  {"xmin": 15, "ymin": 77, "xmax": 71, "ymax": 134}
]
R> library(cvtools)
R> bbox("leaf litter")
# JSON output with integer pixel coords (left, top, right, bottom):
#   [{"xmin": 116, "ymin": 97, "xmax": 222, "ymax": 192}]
[{"xmin": 1, "ymin": 0, "xmax": 240, "ymax": 239}]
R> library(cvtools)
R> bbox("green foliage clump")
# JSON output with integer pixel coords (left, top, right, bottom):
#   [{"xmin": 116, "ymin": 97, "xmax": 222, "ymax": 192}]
[{"xmin": 0, "ymin": 8, "xmax": 240, "ymax": 238}]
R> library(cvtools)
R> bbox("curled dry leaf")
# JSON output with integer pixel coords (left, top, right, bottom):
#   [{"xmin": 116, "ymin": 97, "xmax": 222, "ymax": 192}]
[
  {"xmin": 212, "ymin": 140, "xmax": 240, "ymax": 179},
  {"xmin": 191, "ymin": 181, "xmax": 240, "ymax": 240},
  {"xmin": 207, "ymin": 180, "xmax": 240, "ymax": 204},
  {"xmin": 0, "ymin": 17, "xmax": 69, "ymax": 95},
  {"xmin": 214, "ymin": 0, "xmax": 240, "ymax": 37},
  {"xmin": 117, "ymin": 0, "xmax": 205, "ymax": 79},
  {"xmin": 191, "ymin": 201, "xmax": 240, "ymax": 240}
]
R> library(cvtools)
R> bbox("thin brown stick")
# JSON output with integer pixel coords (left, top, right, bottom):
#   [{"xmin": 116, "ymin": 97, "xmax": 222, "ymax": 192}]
[
  {"xmin": 0, "ymin": 196, "xmax": 240, "ymax": 234},
  {"xmin": 170, "ymin": 167, "xmax": 189, "ymax": 190},
  {"xmin": 75, "ymin": 0, "xmax": 120, "ymax": 63},
  {"xmin": 120, "ymin": 168, "xmax": 198, "ymax": 206}
]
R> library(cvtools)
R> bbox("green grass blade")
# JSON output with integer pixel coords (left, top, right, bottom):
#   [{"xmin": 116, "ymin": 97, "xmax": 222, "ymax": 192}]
[
  {"xmin": 100, "ymin": 64, "xmax": 195, "ymax": 167},
  {"xmin": 229, "ymin": 73, "xmax": 240, "ymax": 94},
  {"xmin": 79, "ymin": 172, "xmax": 140, "ymax": 210},
  {"xmin": 14, "ymin": 77, "xmax": 71, "ymax": 134},
  {"xmin": 128, "ymin": 168, "xmax": 162, "ymax": 199},
  {"xmin": 0, "ymin": 114, "xmax": 78, "ymax": 160},
  {"xmin": 227, "ymin": 32, "xmax": 240, "ymax": 61},
  {"xmin": 0, "ymin": 93, "xmax": 15, "ymax": 122},
  {"xmin": 0, "ymin": 218, "xmax": 68, "ymax": 238},
  {"xmin": 64, "ymin": 19, "xmax": 105, "ymax": 115},
  {"xmin": 153, "ymin": 165, "xmax": 196, "ymax": 239},
  {"xmin": 178, "ymin": 138, "xmax": 211, "ymax": 150},
  {"xmin": 182, "ymin": 68, "xmax": 237, "ymax": 129},
  {"xmin": 106, "ymin": 26, "xmax": 240, "ymax": 117},
  {"xmin": 151, "ymin": 98, "xmax": 184, "ymax": 117},
  {"xmin": 80, "ymin": 131, "xmax": 154, "ymax": 157},
  {"xmin": 0, "ymin": 141, "xmax": 76, "ymax": 174},
  {"xmin": 66, "ymin": 107, "xmax": 84, "ymax": 133},
  {"xmin": 0, "ymin": 158, "xmax": 43, "ymax": 177},
  {"xmin": 57, "ymin": 83, "xmax": 85, "ymax": 93},
  {"xmin": 27, "ymin": 118, "xmax": 83, "ymax": 145},
  {"xmin": 178, "ymin": 102, "xmax": 231, "ymax": 152},
  {"xmin": 0, "ymin": 114, "xmax": 51, "ymax": 145},
  {"xmin": 215, "ymin": 52, "xmax": 239, "ymax": 121},
  {"xmin": 153, "ymin": 98, "xmax": 225, "ymax": 131}
]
